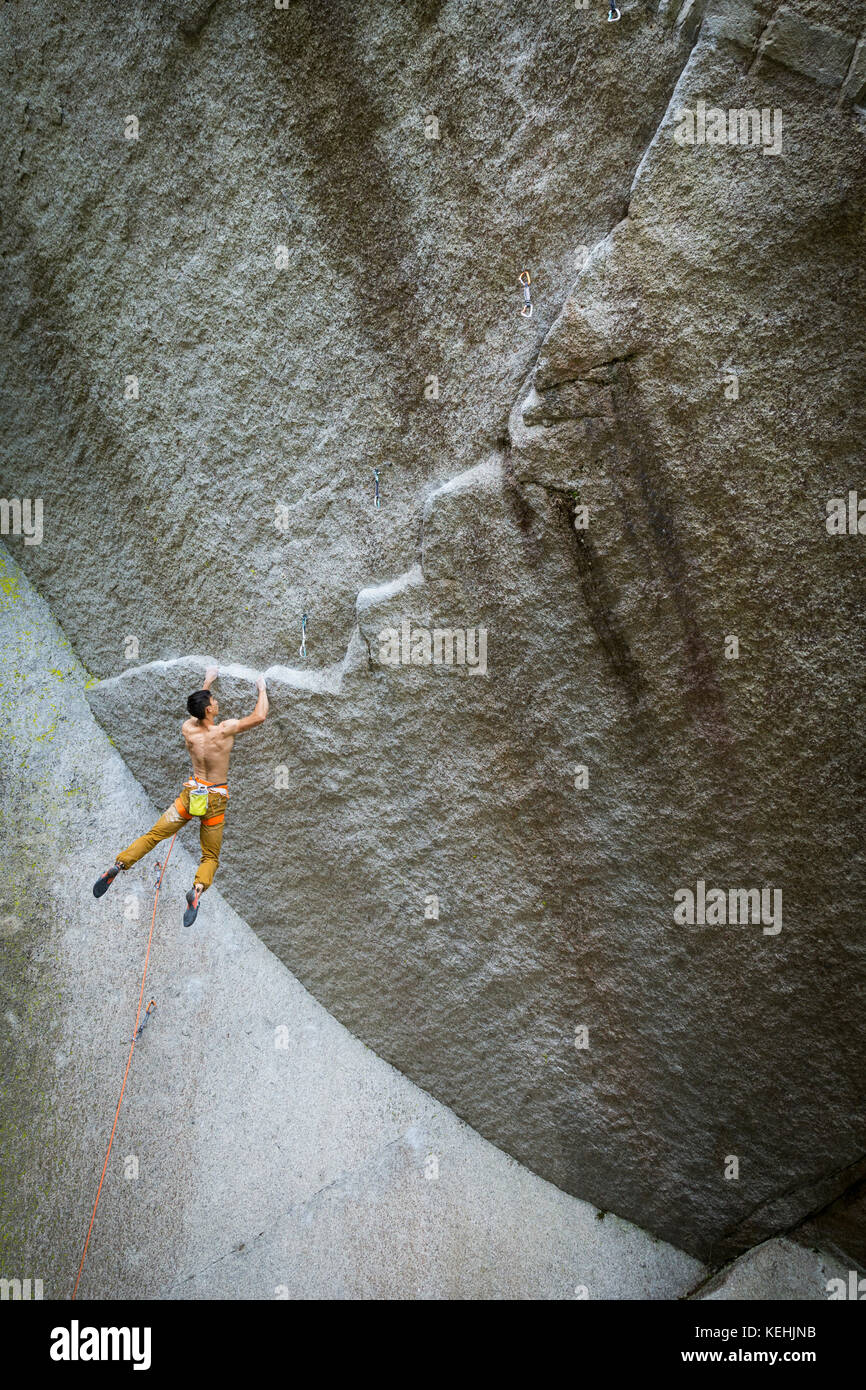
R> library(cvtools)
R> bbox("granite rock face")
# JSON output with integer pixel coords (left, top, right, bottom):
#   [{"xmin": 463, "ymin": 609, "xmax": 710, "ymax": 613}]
[
  {"xmin": 0, "ymin": 549, "xmax": 704, "ymax": 1299},
  {"xmin": 3, "ymin": 0, "xmax": 866, "ymax": 1262},
  {"xmin": 693, "ymin": 1236, "xmax": 852, "ymax": 1300}
]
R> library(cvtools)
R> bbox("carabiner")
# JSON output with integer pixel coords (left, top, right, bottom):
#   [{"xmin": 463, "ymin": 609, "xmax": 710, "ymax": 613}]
[{"xmin": 607, "ymin": 5, "xmax": 621, "ymax": 20}]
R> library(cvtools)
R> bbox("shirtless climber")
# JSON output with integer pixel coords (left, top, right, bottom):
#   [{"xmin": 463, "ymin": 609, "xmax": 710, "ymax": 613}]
[{"xmin": 92, "ymin": 665, "xmax": 269, "ymax": 927}]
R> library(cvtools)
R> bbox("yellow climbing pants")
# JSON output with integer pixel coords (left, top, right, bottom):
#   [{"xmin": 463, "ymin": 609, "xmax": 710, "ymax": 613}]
[{"xmin": 116, "ymin": 781, "xmax": 229, "ymax": 891}]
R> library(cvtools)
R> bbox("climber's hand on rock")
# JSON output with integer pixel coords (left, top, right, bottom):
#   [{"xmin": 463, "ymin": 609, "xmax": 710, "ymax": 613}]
[{"xmin": 203, "ymin": 665, "xmax": 219, "ymax": 688}]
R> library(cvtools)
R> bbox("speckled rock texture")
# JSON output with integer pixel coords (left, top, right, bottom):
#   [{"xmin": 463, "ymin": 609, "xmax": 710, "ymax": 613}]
[
  {"xmin": 0, "ymin": 547, "xmax": 704, "ymax": 1299},
  {"xmin": 2, "ymin": 0, "xmax": 866, "ymax": 1264},
  {"xmin": 693, "ymin": 1236, "xmax": 851, "ymax": 1300}
]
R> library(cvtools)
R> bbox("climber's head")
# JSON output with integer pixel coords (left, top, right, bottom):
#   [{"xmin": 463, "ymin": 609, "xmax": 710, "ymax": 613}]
[{"xmin": 187, "ymin": 688, "xmax": 217, "ymax": 722}]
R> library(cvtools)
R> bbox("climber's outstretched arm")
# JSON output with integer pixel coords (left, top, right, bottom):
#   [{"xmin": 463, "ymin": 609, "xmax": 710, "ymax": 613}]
[{"xmin": 224, "ymin": 676, "xmax": 269, "ymax": 735}]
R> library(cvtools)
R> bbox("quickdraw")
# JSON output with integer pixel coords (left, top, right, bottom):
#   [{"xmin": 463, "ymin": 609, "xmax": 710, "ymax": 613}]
[
  {"xmin": 299, "ymin": 612, "xmax": 308, "ymax": 658},
  {"xmin": 607, "ymin": 4, "xmax": 621, "ymax": 20},
  {"xmin": 373, "ymin": 460, "xmax": 391, "ymax": 508},
  {"xmin": 132, "ymin": 999, "xmax": 156, "ymax": 1043},
  {"xmin": 518, "ymin": 269, "xmax": 533, "ymax": 318}
]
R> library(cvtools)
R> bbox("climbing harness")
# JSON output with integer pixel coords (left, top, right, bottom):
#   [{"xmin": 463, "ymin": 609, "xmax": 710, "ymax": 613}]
[
  {"xmin": 132, "ymin": 998, "xmax": 156, "ymax": 1043},
  {"xmin": 607, "ymin": 4, "xmax": 621, "ymax": 20},
  {"xmin": 73, "ymin": 834, "xmax": 177, "ymax": 1299},
  {"xmin": 299, "ymin": 613, "xmax": 308, "ymax": 658},
  {"xmin": 180, "ymin": 778, "xmax": 228, "ymax": 822},
  {"xmin": 519, "ymin": 269, "xmax": 533, "ymax": 317}
]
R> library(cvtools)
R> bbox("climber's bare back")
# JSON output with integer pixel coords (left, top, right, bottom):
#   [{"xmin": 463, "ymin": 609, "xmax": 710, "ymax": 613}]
[
  {"xmin": 181, "ymin": 668, "xmax": 269, "ymax": 783},
  {"xmin": 182, "ymin": 719, "xmax": 237, "ymax": 784}
]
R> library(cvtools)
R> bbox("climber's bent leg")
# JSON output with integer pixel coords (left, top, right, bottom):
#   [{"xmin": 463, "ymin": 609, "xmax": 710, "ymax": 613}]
[{"xmin": 116, "ymin": 795, "xmax": 191, "ymax": 871}]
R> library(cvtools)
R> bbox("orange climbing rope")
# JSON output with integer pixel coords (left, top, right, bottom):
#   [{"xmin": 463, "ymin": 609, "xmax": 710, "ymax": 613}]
[{"xmin": 72, "ymin": 833, "xmax": 177, "ymax": 1299}]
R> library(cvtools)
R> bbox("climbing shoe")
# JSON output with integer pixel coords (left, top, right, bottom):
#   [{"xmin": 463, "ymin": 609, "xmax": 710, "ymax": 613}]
[
  {"xmin": 93, "ymin": 863, "xmax": 122, "ymax": 898},
  {"xmin": 183, "ymin": 885, "xmax": 202, "ymax": 928}
]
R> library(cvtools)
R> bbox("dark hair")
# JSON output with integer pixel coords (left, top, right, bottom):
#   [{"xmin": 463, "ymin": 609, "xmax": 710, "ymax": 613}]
[{"xmin": 187, "ymin": 689, "xmax": 213, "ymax": 720}]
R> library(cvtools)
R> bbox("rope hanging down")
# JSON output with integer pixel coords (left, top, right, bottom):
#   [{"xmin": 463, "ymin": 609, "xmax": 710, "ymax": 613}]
[{"xmin": 72, "ymin": 835, "xmax": 177, "ymax": 1299}]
